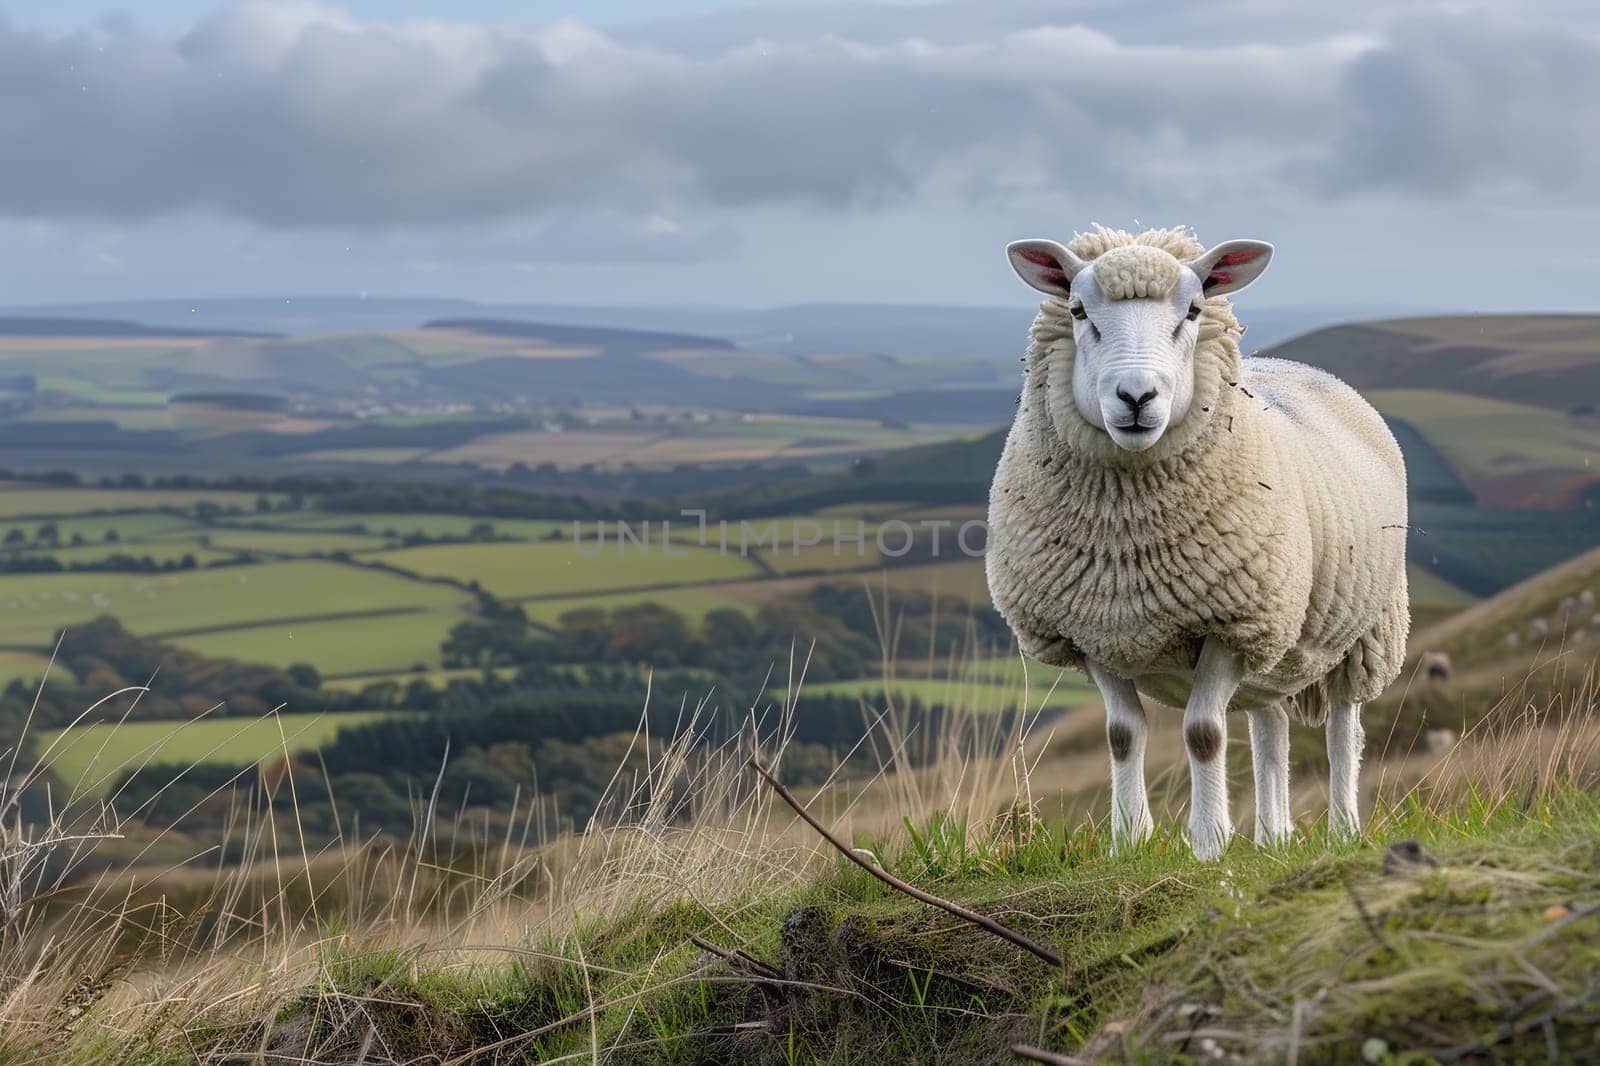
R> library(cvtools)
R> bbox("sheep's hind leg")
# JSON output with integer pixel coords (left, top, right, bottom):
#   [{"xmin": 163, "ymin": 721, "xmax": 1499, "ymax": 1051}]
[
  {"xmin": 1086, "ymin": 659, "xmax": 1153, "ymax": 851},
  {"xmin": 1326, "ymin": 701, "xmax": 1365, "ymax": 838},
  {"xmin": 1184, "ymin": 639, "xmax": 1247, "ymax": 861},
  {"xmin": 1247, "ymin": 705, "xmax": 1292, "ymax": 846}
]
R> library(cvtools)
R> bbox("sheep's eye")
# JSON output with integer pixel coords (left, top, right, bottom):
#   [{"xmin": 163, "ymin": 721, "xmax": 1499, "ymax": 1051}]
[
  {"xmin": 1070, "ymin": 304, "xmax": 1088, "ymax": 321},
  {"xmin": 1185, "ymin": 303, "xmax": 1202, "ymax": 321}
]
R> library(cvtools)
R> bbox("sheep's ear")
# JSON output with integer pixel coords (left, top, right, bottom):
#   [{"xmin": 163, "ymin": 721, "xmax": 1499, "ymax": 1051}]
[
  {"xmin": 1007, "ymin": 239, "xmax": 1087, "ymax": 298},
  {"xmin": 1184, "ymin": 240, "xmax": 1273, "ymax": 296}
]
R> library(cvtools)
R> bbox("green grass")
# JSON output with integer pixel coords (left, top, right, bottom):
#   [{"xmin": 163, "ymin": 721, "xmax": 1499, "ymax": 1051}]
[
  {"xmin": 374, "ymin": 540, "xmax": 763, "ymax": 599},
  {"xmin": 36, "ymin": 710, "xmax": 415, "ymax": 795},
  {"xmin": 0, "ymin": 559, "xmax": 471, "ymax": 646},
  {"xmin": 172, "ymin": 609, "xmax": 463, "ymax": 677},
  {"xmin": 180, "ymin": 786, "xmax": 1600, "ymax": 1064}
]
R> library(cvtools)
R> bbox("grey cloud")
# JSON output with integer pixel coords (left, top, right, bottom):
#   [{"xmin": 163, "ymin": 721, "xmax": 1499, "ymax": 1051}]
[
  {"xmin": 1327, "ymin": 17, "xmax": 1600, "ymax": 199},
  {"xmin": 0, "ymin": 3, "xmax": 1593, "ymax": 229}
]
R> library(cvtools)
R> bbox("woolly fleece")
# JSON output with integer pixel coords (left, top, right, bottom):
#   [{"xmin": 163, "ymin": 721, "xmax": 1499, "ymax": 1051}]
[{"xmin": 985, "ymin": 226, "xmax": 1410, "ymax": 720}]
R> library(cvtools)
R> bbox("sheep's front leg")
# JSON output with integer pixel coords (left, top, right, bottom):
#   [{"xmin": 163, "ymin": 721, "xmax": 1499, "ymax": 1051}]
[
  {"xmin": 1246, "ymin": 705, "xmax": 1292, "ymax": 846},
  {"xmin": 1086, "ymin": 659, "xmax": 1153, "ymax": 851},
  {"xmin": 1326, "ymin": 701, "xmax": 1364, "ymax": 838},
  {"xmin": 1185, "ymin": 639, "xmax": 1247, "ymax": 861}
]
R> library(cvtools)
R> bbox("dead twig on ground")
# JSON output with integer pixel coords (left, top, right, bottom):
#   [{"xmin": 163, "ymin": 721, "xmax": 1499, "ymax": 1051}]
[
  {"xmin": 749, "ymin": 757, "xmax": 1064, "ymax": 968},
  {"xmin": 1011, "ymin": 1044, "xmax": 1089, "ymax": 1064},
  {"xmin": 687, "ymin": 932, "xmax": 783, "ymax": 982}
]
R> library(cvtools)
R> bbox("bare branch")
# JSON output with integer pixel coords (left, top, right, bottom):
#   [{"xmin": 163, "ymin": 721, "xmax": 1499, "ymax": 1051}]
[
  {"xmin": 749, "ymin": 757, "xmax": 1064, "ymax": 968},
  {"xmin": 1011, "ymin": 1044, "xmax": 1089, "ymax": 1064}
]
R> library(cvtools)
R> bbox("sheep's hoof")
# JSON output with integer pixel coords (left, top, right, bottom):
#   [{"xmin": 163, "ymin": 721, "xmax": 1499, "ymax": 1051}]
[
  {"xmin": 1109, "ymin": 815, "xmax": 1154, "ymax": 856},
  {"xmin": 1253, "ymin": 823, "xmax": 1294, "ymax": 848},
  {"xmin": 1328, "ymin": 813, "xmax": 1363, "ymax": 842},
  {"xmin": 1189, "ymin": 821, "xmax": 1233, "ymax": 862}
]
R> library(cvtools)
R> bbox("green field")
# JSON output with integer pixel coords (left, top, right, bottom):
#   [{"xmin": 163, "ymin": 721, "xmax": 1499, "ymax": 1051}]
[
  {"xmin": 0, "ymin": 486, "xmax": 267, "ymax": 518},
  {"xmin": 872, "ymin": 558, "xmax": 992, "ymax": 605},
  {"xmin": 1405, "ymin": 562, "xmax": 1479, "ymax": 608},
  {"xmin": 374, "ymin": 540, "xmax": 763, "ymax": 600},
  {"xmin": 0, "ymin": 559, "xmax": 471, "ymax": 645},
  {"xmin": 236, "ymin": 511, "xmax": 572, "ymax": 541},
  {"xmin": 185, "ymin": 528, "xmax": 394, "ymax": 556},
  {"xmin": 173, "ymin": 609, "xmax": 463, "ymax": 677},
  {"xmin": 0, "ymin": 511, "xmax": 204, "ymax": 545},
  {"xmin": 796, "ymin": 674, "xmax": 1098, "ymax": 713},
  {"xmin": 518, "ymin": 586, "xmax": 752, "ymax": 626},
  {"xmin": 36, "ymin": 710, "xmax": 414, "ymax": 795},
  {"xmin": 0, "ymin": 649, "xmax": 69, "ymax": 689},
  {"xmin": 322, "ymin": 665, "xmax": 519, "ymax": 692},
  {"xmin": 1370, "ymin": 388, "xmax": 1600, "ymax": 505}
]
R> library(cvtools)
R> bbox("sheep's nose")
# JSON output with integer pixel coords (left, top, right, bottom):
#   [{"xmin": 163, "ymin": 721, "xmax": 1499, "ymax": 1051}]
[{"xmin": 1115, "ymin": 385, "xmax": 1158, "ymax": 410}]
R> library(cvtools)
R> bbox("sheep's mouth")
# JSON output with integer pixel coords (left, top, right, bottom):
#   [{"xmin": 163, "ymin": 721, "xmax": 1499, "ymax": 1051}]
[{"xmin": 1104, "ymin": 419, "xmax": 1165, "ymax": 452}]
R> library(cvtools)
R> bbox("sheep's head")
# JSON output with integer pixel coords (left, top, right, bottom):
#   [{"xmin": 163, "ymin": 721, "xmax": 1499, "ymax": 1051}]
[{"xmin": 1007, "ymin": 235, "xmax": 1272, "ymax": 453}]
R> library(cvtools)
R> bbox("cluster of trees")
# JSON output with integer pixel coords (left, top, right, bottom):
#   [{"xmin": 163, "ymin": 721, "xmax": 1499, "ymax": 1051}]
[
  {"xmin": 0, "ymin": 617, "xmax": 345, "ymax": 732},
  {"xmin": 113, "ymin": 677, "xmax": 987, "ymax": 839},
  {"xmin": 0, "ymin": 551, "xmax": 200, "ymax": 574},
  {"xmin": 442, "ymin": 583, "xmax": 1011, "ymax": 688},
  {"xmin": 0, "ymin": 521, "xmax": 199, "ymax": 573}
]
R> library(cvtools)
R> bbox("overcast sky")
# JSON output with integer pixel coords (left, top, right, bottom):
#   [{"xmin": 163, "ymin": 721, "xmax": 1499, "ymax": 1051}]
[{"xmin": 2, "ymin": 1, "xmax": 1598, "ymax": 310}]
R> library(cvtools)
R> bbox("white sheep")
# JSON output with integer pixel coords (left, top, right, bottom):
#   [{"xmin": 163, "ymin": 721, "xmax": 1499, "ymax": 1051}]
[{"xmin": 986, "ymin": 225, "xmax": 1409, "ymax": 860}]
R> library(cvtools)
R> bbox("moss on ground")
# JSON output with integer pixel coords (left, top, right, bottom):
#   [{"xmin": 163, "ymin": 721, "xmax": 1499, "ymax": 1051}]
[{"xmin": 134, "ymin": 790, "xmax": 1600, "ymax": 1064}]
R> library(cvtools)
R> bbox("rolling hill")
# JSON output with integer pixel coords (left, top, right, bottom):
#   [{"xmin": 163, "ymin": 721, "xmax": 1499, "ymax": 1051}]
[
  {"xmin": 1258, "ymin": 316, "xmax": 1600, "ymax": 507},
  {"xmin": 1255, "ymin": 315, "xmax": 1600, "ymax": 411}
]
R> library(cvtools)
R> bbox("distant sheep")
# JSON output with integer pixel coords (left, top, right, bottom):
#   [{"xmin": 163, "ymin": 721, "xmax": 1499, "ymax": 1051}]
[
  {"xmin": 1424, "ymin": 728, "xmax": 1458, "ymax": 756},
  {"xmin": 1530, "ymin": 617, "xmax": 1550, "ymax": 638},
  {"xmin": 1581, "ymin": 588, "xmax": 1596, "ymax": 608},
  {"xmin": 987, "ymin": 226, "xmax": 1409, "ymax": 860},
  {"xmin": 1506, "ymin": 631, "xmax": 1522, "ymax": 649},
  {"xmin": 1419, "ymin": 651, "xmax": 1453, "ymax": 683}
]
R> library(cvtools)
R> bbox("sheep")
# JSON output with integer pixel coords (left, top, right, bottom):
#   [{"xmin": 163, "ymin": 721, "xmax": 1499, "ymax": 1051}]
[
  {"xmin": 1419, "ymin": 651, "xmax": 1452, "ymax": 683},
  {"xmin": 986, "ymin": 225, "xmax": 1409, "ymax": 860}
]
